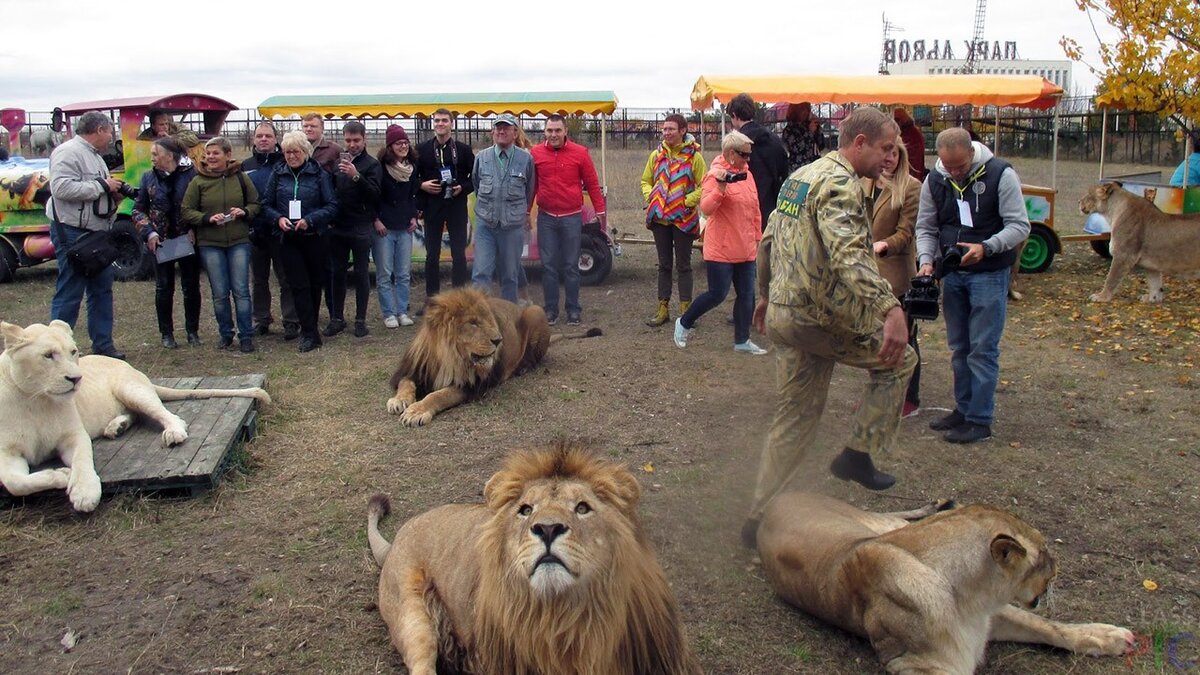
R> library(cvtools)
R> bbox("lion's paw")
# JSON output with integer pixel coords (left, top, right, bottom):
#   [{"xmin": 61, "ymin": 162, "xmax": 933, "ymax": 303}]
[
  {"xmin": 1138, "ymin": 292, "xmax": 1164, "ymax": 303},
  {"xmin": 67, "ymin": 470, "xmax": 101, "ymax": 512},
  {"xmin": 386, "ymin": 396, "xmax": 411, "ymax": 415},
  {"xmin": 103, "ymin": 414, "xmax": 133, "ymax": 438},
  {"xmin": 161, "ymin": 426, "xmax": 188, "ymax": 447},
  {"xmin": 400, "ymin": 404, "xmax": 434, "ymax": 427},
  {"xmin": 1088, "ymin": 292, "xmax": 1112, "ymax": 303},
  {"xmin": 1067, "ymin": 623, "xmax": 1135, "ymax": 656},
  {"xmin": 48, "ymin": 467, "xmax": 73, "ymax": 488}
]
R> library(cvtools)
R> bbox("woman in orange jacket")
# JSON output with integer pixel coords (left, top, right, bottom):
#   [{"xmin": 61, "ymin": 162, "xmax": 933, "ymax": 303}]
[{"xmin": 671, "ymin": 130, "xmax": 766, "ymax": 354}]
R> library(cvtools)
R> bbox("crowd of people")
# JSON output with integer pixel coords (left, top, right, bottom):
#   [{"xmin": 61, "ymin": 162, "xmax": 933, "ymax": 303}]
[{"xmin": 45, "ymin": 99, "xmax": 1030, "ymax": 517}]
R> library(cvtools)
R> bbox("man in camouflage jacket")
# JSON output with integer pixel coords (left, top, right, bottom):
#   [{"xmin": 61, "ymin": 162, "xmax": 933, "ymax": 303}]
[{"xmin": 742, "ymin": 108, "xmax": 915, "ymax": 548}]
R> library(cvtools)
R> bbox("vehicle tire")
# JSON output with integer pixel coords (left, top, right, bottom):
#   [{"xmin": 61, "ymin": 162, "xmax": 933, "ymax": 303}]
[
  {"xmin": 110, "ymin": 218, "xmax": 154, "ymax": 281},
  {"xmin": 578, "ymin": 234, "xmax": 612, "ymax": 286},
  {"xmin": 1090, "ymin": 239, "xmax": 1112, "ymax": 259},
  {"xmin": 1019, "ymin": 224, "xmax": 1056, "ymax": 273},
  {"xmin": 0, "ymin": 240, "xmax": 18, "ymax": 283}
]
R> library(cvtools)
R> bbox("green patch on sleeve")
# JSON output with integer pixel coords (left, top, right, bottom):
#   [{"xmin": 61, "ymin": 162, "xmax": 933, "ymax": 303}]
[{"xmin": 777, "ymin": 181, "xmax": 810, "ymax": 219}]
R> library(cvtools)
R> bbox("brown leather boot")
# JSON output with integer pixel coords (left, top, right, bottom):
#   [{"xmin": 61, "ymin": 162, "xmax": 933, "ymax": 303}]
[{"xmin": 645, "ymin": 299, "xmax": 670, "ymax": 326}]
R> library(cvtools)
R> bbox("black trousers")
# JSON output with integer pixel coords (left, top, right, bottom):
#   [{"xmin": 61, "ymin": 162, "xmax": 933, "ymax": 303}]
[
  {"xmin": 423, "ymin": 201, "xmax": 469, "ymax": 297},
  {"xmin": 279, "ymin": 233, "xmax": 330, "ymax": 340},
  {"xmin": 154, "ymin": 252, "xmax": 202, "ymax": 336},
  {"xmin": 328, "ymin": 229, "xmax": 372, "ymax": 323}
]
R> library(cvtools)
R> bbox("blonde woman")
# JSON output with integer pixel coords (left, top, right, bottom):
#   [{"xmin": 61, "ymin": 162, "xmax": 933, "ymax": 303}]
[
  {"xmin": 672, "ymin": 131, "xmax": 764, "ymax": 354},
  {"xmin": 862, "ymin": 136, "xmax": 922, "ymax": 416}
]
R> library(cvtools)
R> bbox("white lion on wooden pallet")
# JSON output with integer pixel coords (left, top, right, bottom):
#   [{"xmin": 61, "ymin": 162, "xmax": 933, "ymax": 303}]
[{"xmin": 0, "ymin": 320, "xmax": 270, "ymax": 511}]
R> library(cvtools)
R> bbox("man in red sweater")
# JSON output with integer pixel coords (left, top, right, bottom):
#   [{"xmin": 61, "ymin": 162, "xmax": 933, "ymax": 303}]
[{"xmin": 530, "ymin": 114, "xmax": 606, "ymax": 325}]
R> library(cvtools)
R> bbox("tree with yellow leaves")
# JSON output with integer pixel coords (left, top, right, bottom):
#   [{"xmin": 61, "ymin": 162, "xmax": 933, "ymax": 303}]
[{"xmin": 1062, "ymin": 0, "xmax": 1199, "ymax": 133}]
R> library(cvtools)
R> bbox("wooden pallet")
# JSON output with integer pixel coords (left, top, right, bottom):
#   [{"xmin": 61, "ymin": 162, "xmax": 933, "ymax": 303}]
[{"xmin": 2, "ymin": 374, "xmax": 266, "ymax": 504}]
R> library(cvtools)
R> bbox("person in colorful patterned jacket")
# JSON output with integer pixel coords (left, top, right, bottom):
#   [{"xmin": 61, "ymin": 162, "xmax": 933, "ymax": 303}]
[
  {"xmin": 640, "ymin": 114, "xmax": 707, "ymax": 326},
  {"xmin": 780, "ymin": 102, "xmax": 826, "ymax": 174},
  {"xmin": 742, "ymin": 107, "xmax": 915, "ymax": 549}
]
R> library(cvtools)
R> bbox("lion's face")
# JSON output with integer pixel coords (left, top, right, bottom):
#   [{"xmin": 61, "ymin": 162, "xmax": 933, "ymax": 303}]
[
  {"xmin": 425, "ymin": 291, "xmax": 503, "ymax": 377},
  {"xmin": 1079, "ymin": 183, "xmax": 1117, "ymax": 215},
  {"xmin": 1, "ymin": 320, "xmax": 82, "ymax": 397},
  {"xmin": 483, "ymin": 446, "xmax": 643, "ymax": 599},
  {"xmin": 991, "ymin": 524, "xmax": 1059, "ymax": 610}
]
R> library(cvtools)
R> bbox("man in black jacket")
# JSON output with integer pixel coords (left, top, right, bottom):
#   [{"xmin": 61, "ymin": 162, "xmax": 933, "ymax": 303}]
[
  {"xmin": 325, "ymin": 121, "xmax": 381, "ymax": 338},
  {"xmin": 415, "ymin": 108, "xmax": 474, "ymax": 307},
  {"xmin": 727, "ymin": 93, "xmax": 789, "ymax": 230},
  {"xmin": 242, "ymin": 121, "xmax": 298, "ymax": 340}
]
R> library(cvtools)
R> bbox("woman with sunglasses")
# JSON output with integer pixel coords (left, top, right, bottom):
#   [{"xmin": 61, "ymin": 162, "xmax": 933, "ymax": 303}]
[{"xmin": 671, "ymin": 131, "xmax": 766, "ymax": 355}]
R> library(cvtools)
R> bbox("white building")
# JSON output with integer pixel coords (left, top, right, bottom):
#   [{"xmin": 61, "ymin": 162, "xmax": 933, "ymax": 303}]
[{"xmin": 889, "ymin": 58, "xmax": 1072, "ymax": 93}]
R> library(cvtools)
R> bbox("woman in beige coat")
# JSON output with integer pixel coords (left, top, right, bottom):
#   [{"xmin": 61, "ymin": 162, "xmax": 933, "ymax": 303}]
[{"xmin": 862, "ymin": 137, "xmax": 922, "ymax": 417}]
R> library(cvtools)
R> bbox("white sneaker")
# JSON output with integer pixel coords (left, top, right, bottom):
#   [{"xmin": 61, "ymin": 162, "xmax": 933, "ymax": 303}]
[
  {"xmin": 673, "ymin": 318, "xmax": 693, "ymax": 348},
  {"xmin": 383, "ymin": 316, "xmax": 400, "ymax": 329},
  {"xmin": 398, "ymin": 313, "xmax": 414, "ymax": 327},
  {"xmin": 734, "ymin": 340, "xmax": 768, "ymax": 355}
]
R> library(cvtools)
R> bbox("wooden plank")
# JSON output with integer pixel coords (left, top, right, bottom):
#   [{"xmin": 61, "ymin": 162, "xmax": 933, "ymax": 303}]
[{"xmin": 94, "ymin": 376, "xmax": 205, "ymax": 477}]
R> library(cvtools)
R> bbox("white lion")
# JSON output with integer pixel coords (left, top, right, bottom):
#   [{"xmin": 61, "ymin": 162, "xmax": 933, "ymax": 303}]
[{"xmin": 0, "ymin": 320, "xmax": 270, "ymax": 511}]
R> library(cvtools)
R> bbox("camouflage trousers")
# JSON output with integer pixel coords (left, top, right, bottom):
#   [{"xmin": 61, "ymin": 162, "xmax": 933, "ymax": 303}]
[{"xmin": 748, "ymin": 304, "xmax": 916, "ymax": 519}]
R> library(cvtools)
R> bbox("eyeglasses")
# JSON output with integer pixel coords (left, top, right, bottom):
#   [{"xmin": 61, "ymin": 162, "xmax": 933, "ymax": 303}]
[{"xmin": 735, "ymin": 149, "xmax": 752, "ymax": 159}]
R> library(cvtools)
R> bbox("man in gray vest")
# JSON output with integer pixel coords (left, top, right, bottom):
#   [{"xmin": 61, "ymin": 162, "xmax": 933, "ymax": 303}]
[
  {"xmin": 470, "ymin": 113, "xmax": 535, "ymax": 302},
  {"xmin": 46, "ymin": 111, "xmax": 127, "ymax": 360},
  {"xmin": 915, "ymin": 127, "xmax": 1029, "ymax": 444}
]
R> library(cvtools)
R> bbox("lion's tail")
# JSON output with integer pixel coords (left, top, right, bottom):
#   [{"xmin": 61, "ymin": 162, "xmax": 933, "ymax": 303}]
[
  {"xmin": 549, "ymin": 327, "xmax": 603, "ymax": 344},
  {"xmin": 367, "ymin": 494, "xmax": 393, "ymax": 567},
  {"xmin": 153, "ymin": 385, "xmax": 271, "ymax": 405}
]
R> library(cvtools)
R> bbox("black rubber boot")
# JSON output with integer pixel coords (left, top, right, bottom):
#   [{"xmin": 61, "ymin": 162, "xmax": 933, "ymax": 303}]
[{"xmin": 830, "ymin": 448, "xmax": 896, "ymax": 491}]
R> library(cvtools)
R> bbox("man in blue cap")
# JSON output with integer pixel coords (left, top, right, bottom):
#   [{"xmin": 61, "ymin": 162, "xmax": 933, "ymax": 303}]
[{"xmin": 471, "ymin": 113, "xmax": 536, "ymax": 302}]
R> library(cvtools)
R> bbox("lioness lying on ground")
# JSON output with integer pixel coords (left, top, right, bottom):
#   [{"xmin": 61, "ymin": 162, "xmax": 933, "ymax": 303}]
[
  {"xmin": 367, "ymin": 442, "xmax": 702, "ymax": 675},
  {"xmin": 1080, "ymin": 182, "xmax": 1200, "ymax": 303},
  {"xmin": 0, "ymin": 320, "xmax": 270, "ymax": 511},
  {"xmin": 387, "ymin": 288, "xmax": 567, "ymax": 427},
  {"xmin": 757, "ymin": 492, "xmax": 1133, "ymax": 674}
]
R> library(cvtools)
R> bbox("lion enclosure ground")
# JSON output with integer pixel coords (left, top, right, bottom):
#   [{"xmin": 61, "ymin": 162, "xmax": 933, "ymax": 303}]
[{"xmin": 0, "ymin": 150, "xmax": 1197, "ymax": 674}]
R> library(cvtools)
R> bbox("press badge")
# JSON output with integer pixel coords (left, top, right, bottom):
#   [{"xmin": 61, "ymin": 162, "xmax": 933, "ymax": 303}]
[
  {"xmin": 957, "ymin": 199, "xmax": 974, "ymax": 228},
  {"xmin": 289, "ymin": 200, "xmax": 302, "ymax": 219},
  {"xmin": 439, "ymin": 167, "xmax": 453, "ymax": 184}
]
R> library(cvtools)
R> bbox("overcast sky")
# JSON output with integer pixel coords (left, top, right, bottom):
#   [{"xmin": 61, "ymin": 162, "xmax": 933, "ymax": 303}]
[{"xmin": 0, "ymin": 0, "xmax": 1122, "ymax": 114}]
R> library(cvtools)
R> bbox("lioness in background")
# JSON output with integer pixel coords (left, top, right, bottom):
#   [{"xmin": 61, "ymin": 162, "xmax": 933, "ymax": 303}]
[
  {"xmin": 756, "ymin": 492, "xmax": 1133, "ymax": 674},
  {"xmin": 1080, "ymin": 182, "xmax": 1200, "ymax": 303}
]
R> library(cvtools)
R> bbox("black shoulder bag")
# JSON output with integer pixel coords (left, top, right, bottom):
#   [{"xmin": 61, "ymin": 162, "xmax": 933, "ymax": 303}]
[{"xmin": 53, "ymin": 185, "xmax": 121, "ymax": 277}]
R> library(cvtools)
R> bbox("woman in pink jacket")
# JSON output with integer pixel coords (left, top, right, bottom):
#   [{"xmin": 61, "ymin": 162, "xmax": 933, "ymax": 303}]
[{"xmin": 672, "ymin": 131, "xmax": 766, "ymax": 354}]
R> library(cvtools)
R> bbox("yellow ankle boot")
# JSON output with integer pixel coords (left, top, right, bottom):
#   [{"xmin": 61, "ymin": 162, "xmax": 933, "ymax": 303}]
[{"xmin": 646, "ymin": 300, "xmax": 670, "ymax": 326}]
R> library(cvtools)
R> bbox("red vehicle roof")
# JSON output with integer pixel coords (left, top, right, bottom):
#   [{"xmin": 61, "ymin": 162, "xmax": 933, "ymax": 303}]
[{"xmin": 58, "ymin": 93, "xmax": 237, "ymax": 115}]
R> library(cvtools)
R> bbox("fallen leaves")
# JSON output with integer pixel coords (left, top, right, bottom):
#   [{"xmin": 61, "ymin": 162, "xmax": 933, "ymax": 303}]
[{"xmin": 1143, "ymin": 579, "xmax": 1159, "ymax": 592}]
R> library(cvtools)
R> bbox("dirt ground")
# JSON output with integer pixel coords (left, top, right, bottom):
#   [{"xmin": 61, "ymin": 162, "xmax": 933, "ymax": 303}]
[{"xmin": 1, "ymin": 152, "xmax": 1198, "ymax": 674}]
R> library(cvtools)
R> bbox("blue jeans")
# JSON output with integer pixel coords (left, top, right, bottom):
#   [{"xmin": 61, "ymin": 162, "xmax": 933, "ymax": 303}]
[
  {"xmin": 374, "ymin": 229, "xmax": 413, "ymax": 318},
  {"xmin": 49, "ymin": 222, "xmax": 116, "ymax": 352},
  {"xmin": 471, "ymin": 224, "xmax": 524, "ymax": 302},
  {"xmin": 537, "ymin": 212, "xmax": 582, "ymax": 317},
  {"xmin": 941, "ymin": 268, "xmax": 1009, "ymax": 426},
  {"xmin": 680, "ymin": 260, "xmax": 756, "ymax": 344},
  {"xmin": 199, "ymin": 243, "xmax": 253, "ymax": 341}
]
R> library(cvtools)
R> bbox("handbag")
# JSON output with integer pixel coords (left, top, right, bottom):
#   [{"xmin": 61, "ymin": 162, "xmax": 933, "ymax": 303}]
[{"xmin": 55, "ymin": 221, "xmax": 120, "ymax": 277}]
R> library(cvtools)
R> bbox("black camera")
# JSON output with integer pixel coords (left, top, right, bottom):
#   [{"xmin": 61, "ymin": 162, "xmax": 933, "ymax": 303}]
[
  {"xmin": 721, "ymin": 171, "xmax": 748, "ymax": 184},
  {"xmin": 902, "ymin": 275, "xmax": 941, "ymax": 321},
  {"xmin": 935, "ymin": 244, "xmax": 965, "ymax": 279},
  {"xmin": 116, "ymin": 181, "xmax": 139, "ymax": 200}
]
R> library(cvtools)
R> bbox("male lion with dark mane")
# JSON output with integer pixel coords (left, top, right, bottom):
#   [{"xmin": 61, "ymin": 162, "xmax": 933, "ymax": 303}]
[
  {"xmin": 1080, "ymin": 182, "xmax": 1200, "ymax": 303},
  {"xmin": 756, "ymin": 492, "xmax": 1134, "ymax": 674},
  {"xmin": 366, "ymin": 443, "xmax": 702, "ymax": 675},
  {"xmin": 386, "ymin": 288, "xmax": 551, "ymax": 427}
]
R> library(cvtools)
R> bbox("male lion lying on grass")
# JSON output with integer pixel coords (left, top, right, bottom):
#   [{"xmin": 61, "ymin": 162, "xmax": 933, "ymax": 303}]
[
  {"xmin": 0, "ymin": 320, "xmax": 270, "ymax": 511},
  {"xmin": 366, "ymin": 442, "xmax": 702, "ymax": 675},
  {"xmin": 386, "ymin": 288, "xmax": 597, "ymax": 427},
  {"xmin": 1080, "ymin": 182, "xmax": 1200, "ymax": 303},
  {"xmin": 756, "ymin": 492, "xmax": 1133, "ymax": 674}
]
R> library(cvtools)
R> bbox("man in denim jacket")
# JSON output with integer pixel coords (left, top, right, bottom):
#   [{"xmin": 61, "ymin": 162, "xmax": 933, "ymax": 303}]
[{"xmin": 471, "ymin": 114, "xmax": 536, "ymax": 302}]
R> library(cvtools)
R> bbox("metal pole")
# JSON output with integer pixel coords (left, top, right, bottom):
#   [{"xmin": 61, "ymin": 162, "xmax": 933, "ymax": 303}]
[
  {"xmin": 1099, "ymin": 107, "xmax": 1107, "ymax": 180},
  {"xmin": 600, "ymin": 113, "xmax": 608, "ymax": 195},
  {"xmin": 994, "ymin": 106, "xmax": 1000, "ymax": 153},
  {"xmin": 1052, "ymin": 101, "xmax": 1060, "ymax": 192}
]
